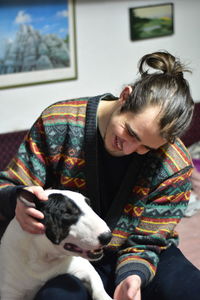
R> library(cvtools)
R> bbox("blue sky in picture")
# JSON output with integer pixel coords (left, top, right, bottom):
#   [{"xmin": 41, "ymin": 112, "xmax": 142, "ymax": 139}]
[{"xmin": 0, "ymin": 0, "xmax": 69, "ymax": 58}]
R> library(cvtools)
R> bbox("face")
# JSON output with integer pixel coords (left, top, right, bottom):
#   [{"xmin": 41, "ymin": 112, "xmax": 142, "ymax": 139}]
[
  {"xmin": 32, "ymin": 189, "xmax": 111, "ymax": 261},
  {"xmin": 102, "ymin": 105, "xmax": 166, "ymax": 157}
]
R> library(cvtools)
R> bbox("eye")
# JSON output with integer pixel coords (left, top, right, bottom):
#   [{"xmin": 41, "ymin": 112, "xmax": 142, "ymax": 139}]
[
  {"xmin": 62, "ymin": 216, "xmax": 70, "ymax": 225},
  {"xmin": 125, "ymin": 126, "xmax": 137, "ymax": 140}
]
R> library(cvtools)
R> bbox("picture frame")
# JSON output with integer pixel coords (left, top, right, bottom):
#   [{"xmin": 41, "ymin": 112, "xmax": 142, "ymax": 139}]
[
  {"xmin": 0, "ymin": 0, "xmax": 77, "ymax": 89},
  {"xmin": 129, "ymin": 3, "xmax": 174, "ymax": 41}
]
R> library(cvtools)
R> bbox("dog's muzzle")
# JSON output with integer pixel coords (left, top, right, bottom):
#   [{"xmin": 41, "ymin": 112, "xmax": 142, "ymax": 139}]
[
  {"xmin": 63, "ymin": 243, "xmax": 104, "ymax": 260},
  {"xmin": 64, "ymin": 231, "xmax": 112, "ymax": 260}
]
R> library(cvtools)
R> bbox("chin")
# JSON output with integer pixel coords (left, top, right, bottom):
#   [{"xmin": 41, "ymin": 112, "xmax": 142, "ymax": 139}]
[{"xmin": 105, "ymin": 146, "xmax": 124, "ymax": 157}]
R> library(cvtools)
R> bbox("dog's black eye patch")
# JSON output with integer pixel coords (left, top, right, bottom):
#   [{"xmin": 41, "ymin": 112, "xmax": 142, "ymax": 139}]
[
  {"xmin": 43, "ymin": 194, "xmax": 82, "ymax": 222},
  {"xmin": 39, "ymin": 193, "xmax": 83, "ymax": 245},
  {"xmin": 48, "ymin": 193, "xmax": 82, "ymax": 215}
]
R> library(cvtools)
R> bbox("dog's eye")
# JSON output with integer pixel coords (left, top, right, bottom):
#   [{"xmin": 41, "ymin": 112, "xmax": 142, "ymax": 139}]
[
  {"xmin": 62, "ymin": 216, "xmax": 71, "ymax": 225},
  {"xmin": 62, "ymin": 215, "xmax": 78, "ymax": 226},
  {"xmin": 63, "ymin": 211, "xmax": 74, "ymax": 218},
  {"xmin": 84, "ymin": 197, "xmax": 91, "ymax": 206}
]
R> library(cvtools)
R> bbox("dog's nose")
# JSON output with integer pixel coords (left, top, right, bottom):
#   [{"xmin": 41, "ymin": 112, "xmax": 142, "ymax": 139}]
[{"xmin": 98, "ymin": 231, "xmax": 112, "ymax": 246}]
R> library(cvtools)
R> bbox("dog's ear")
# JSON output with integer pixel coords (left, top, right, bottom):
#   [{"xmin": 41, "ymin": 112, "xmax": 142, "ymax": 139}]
[
  {"xmin": 84, "ymin": 197, "xmax": 91, "ymax": 206},
  {"xmin": 17, "ymin": 189, "xmax": 46, "ymax": 210}
]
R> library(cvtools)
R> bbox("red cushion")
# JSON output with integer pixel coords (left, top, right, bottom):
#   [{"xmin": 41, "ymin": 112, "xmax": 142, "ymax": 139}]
[{"xmin": 0, "ymin": 130, "xmax": 28, "ymax": 170}]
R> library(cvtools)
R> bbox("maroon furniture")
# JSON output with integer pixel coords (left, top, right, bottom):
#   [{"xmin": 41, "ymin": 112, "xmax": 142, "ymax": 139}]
[
  {"xmin": 0, "ymin": 130, "xmax": 27, "ymax": 170},
  {"xmin": 181, "ymin": 102, "xmax": 200, "ymax": 147}
]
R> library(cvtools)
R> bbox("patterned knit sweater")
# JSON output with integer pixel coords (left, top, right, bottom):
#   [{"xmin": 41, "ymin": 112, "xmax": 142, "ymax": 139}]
[{"xmin": 0, "ymin": 94, "xmax": 193, "ymax": 287}]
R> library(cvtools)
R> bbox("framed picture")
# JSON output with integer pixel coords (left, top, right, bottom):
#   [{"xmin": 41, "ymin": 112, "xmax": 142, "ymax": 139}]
[
  {"xmin": 129, "ymin": 3, "xmax": 174, "ymax": 41},
  {"xmin": 0, "ymin": 0, "xmax": 77, "ymax": 89}
]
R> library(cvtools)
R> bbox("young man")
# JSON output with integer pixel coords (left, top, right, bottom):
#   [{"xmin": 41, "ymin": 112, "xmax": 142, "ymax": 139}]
[{"xmin": 0, "ymin": 51, "xmax": 199, "ymax": 300}]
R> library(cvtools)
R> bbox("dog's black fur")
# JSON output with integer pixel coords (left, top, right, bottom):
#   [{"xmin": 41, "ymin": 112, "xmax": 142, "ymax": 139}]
[{"xmin": 18, "ymin": 190, "xmax": 83, "ymax": 244}]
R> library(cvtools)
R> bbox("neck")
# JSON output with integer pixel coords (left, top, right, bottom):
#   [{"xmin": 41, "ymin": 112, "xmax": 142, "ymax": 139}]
[{"xmin": 97, "ymin": 99, "xmax": 119, "ymax": 138}]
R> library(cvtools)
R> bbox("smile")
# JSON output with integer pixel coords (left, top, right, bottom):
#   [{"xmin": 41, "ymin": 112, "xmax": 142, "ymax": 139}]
[{"xmin": 114, "ymin": 136, "xmax": 123, "ymax": 151}]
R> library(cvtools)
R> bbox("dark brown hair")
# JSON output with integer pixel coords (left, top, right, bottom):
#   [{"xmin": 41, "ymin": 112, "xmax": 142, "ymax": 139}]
[{"xmin": 121, "ymin": 51, "xmax": 194, "ymax": 143}]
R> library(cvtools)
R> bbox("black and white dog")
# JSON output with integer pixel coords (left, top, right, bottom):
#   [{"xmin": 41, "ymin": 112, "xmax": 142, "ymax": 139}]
[{"xmin": 0, "ymin": 189, "xmax": 113, "ymax": 300}]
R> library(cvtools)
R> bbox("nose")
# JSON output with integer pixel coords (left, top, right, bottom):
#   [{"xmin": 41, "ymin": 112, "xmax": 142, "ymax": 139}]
[
  {"xmin": 123, "ymin": 141, "xmax": 149, "ymax": 155},
  {"xmin": 98, "ymin": 231, "xmax": 112, "ymax": 246},
  {"xmin": 136, "ymin": 146, "xmax": 150, "ymax": 155},
  {"xmin": 123, "ymin": 139, "xmax": 141, "ymax": 155}
]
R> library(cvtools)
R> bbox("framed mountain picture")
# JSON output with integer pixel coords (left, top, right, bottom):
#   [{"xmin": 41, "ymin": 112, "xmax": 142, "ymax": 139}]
[{"xmin": 0, "ymin": 0, "xmax": 77, "ymax": 89}]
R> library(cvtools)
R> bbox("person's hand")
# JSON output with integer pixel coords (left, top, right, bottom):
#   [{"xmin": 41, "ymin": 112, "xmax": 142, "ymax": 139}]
[
  {"xmin": 191, "ymin": 167, "xmax": 200, "ymax": 199},
  {"xmin": 114, "ymin": 275, "xmax": 141, "ymax": 300},
  {"xmin": 15, "ymin": 186, "xmax": 48, "ymax": 234}
]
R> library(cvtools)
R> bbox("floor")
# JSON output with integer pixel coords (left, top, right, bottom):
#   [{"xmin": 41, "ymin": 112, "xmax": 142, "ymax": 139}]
[{"xmin": 176, "ymin": 211, "xmax": 200, "ymax": 270}]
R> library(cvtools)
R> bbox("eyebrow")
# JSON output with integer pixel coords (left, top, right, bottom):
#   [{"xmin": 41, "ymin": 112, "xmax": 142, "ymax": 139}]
[{"xmin": 125, "ymin": 123, "xmax": 156, "ymax": 151}]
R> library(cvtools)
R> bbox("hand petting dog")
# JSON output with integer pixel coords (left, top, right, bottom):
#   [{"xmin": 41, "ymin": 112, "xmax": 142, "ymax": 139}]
[{"xmin": 15, "ymin": 186, "xmax": 47, "ymax": 234}]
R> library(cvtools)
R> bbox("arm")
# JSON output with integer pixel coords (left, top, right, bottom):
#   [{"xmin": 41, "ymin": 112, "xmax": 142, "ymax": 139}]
[
  {"xmin": 0, "ymin": 99, "xmax": 87, "ymax": 232},
  {"xmin": 0, "ymin": 117, "xmax": 50, "ymax": 221},
  {"xmin": 112, "ymin": 166, "xmax": 192, "ymax": 295},
  {"xmin": 191, "ymin": 167, "xmax": 200, "ymax": 199}
]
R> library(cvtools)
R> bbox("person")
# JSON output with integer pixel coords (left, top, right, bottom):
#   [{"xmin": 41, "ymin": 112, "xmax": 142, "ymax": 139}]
[
  {"xmin": 0, "ymin": 50, "xmax": 200, "ymax": 300},
  {"xmin": 190, "ymin": 144, "xmax": 200, "ymax": 200},
  {"xmin": 191, "ymin": 166, "xmax": 200, "ymax": 199},
  {"xmin": 186, "ymin": 149, "xmax": 200, "ymax": 216}
]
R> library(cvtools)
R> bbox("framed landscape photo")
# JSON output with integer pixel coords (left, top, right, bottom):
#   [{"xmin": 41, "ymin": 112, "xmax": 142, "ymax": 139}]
[
  {"xmin": 0, "ymin": 0, "xmax": 77, "ymax": 89},
  {"xmin": 129, "ymin": 3, "xmax": 174, "ymax": 41}
]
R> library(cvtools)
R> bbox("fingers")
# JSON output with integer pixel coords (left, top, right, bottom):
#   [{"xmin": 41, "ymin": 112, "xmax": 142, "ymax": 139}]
[
  {"xmin": 16, "ymin": 201, "xmax": 45, "ymax": 234},
  {"xmin": 114, "ymin": 286, "xmax": 140, "ymax": 300},
  {"xmin": 17, "ymin": 212, "xmax": 45, "ymax": 234},
  {"xmin": 126, "ymin": 277, "xmax": 141, "ymax": 300},
  {"xmin": 24, "ymin": 186, "xmax": 48, "ymax": 201},
  {"xmin": 127, "ymin": 286, "xmax": 139, "ymax": 299},
  {"xmin": 15, "ymin": 186, "xmax": 47, "ymax": 234},
  {"xmin": 114, "ymin": 275, "xmax": 141, "ymax": 300}
]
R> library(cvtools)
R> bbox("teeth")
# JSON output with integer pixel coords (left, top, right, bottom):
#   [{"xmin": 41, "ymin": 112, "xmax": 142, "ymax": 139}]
[
  {"xmin": 87, "ymin": 248, "xmax": 104, "ymax": 260},
  {"xmin": 91, "ymin": 248, "xmax": 103, "ymax": 254}
]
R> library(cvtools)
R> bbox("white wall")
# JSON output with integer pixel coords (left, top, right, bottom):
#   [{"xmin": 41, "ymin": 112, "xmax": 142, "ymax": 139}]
[{"xmin": 0, "ymin": 0, "xmax": 199, "ymax": 133}]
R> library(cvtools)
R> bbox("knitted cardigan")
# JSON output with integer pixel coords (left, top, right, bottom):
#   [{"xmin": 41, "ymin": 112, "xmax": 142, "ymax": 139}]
[{"xmin": 0, "ymin": 94, "xmax": 193, "ymax": 287}]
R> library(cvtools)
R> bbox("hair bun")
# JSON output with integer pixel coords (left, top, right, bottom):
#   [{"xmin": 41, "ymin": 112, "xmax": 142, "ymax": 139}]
[{"xmin": 139, "ymin": 51, "xmax": 189, "ymax": 78}]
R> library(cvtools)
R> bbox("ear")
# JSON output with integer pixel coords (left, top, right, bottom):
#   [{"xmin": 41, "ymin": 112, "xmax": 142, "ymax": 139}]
[
  {"xmin": 119, "ymin": 86, "xmax": 133, "ymax": 105},
  {"xmin": 17, "ymin": 189, "xmax": 45, "ymax": 210},
  {"xmin": 84, "ymin": 197, "xmax": 91, "ymax": 206}
]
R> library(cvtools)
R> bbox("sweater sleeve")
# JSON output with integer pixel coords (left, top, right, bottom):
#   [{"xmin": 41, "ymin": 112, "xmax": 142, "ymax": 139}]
[
  {"xmin": 0, "ymin": 115, "xmax": 52, "ymax": 220},
  {"xmin": 114, "ymin": 165, "xmax": 193, "ymax": 288},
  {"xmin": 0, "ymin": 98, "xmax": 87, "ymax": 220}
]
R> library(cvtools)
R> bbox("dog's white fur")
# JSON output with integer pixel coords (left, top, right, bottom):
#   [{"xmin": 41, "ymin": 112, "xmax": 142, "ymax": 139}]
[{"xmin": 0, "ymin": 190, "xmax": 113, "ymax": 300}]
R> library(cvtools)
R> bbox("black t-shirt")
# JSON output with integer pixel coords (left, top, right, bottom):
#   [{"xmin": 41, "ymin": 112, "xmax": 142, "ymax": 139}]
[{"xmin": 97, "ymin": 129, "xmax": 139, "ymax": 217}]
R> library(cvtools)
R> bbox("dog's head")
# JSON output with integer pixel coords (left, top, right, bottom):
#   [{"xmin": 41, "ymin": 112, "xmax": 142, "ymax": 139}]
[{"xmin": 17, "ymin": 189, "xmax": 112, "ymax": 261}]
